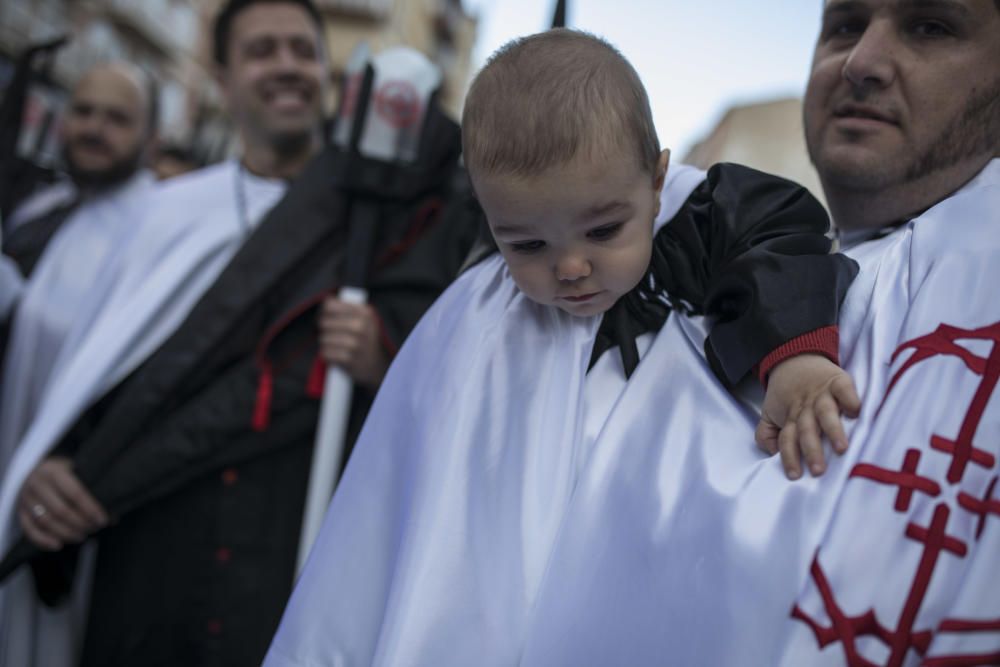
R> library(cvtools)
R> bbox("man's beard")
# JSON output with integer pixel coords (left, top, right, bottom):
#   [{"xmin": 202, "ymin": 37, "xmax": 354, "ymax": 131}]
[
  {"xmin": 63, "ymin": 140, "xmax": 144, "ymax": 190},
  {"xmin": 268, "ymin": 127, "xmax": 316, "ymax": 159},
  {"xmin": 904, "ymin": 78, "xmax": 1000, "ymax": 182},
  {"xmin": 810, "ymin": 77, "xmax": 1000, "ymax": 192}
]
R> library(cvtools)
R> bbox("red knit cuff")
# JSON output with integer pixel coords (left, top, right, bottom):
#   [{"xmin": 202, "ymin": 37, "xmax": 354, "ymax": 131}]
[{"xmin": 757, "ymin": 325, "xmax": 840, "ymax": 387}]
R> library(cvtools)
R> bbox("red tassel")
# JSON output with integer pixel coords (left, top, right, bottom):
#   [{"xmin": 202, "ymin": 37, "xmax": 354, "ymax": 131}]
[
  {"xmin": 305, "ymin": 354, "xmax": 326, "ymax": 398},
  {"xmin": 252, "ymin": 361, "xmax": 274, "ymax": 432}
]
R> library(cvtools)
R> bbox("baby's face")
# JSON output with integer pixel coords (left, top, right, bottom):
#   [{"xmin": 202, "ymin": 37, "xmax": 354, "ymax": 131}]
[{"xmin": 474, "ymin": 149, "xmax": 667, "ymax": 317}]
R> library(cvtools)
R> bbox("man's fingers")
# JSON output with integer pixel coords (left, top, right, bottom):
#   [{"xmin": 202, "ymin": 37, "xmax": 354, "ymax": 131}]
[
  {"xmin": 321, "ymin": 298, "xmax": 367, "ymax": 319},
  {"xmin": 831, "ymin": 374, "xmax": 862, "ymax": 417},
  {"xmin": 22, "ymin": 472, "xmax": 104, "ymax": 536},
  {"xmin": 796, "ymin": 408, "xmax": 827, "ymax": 476},
  {"xmin": 816, "ymin": 393, "xmax": 849, "ymax": 454},
  {"xmin": 778, "ymin": 422, "xmax": 802, "ymax": 480},
  {"xmin": 19, "ymin": 499, "xmax": 85, "ymax": 544},
  {"xmin": 17, "ymin": 509, "xmax": 63, "ymax": 551},
  {"xmin": 57, "ymin": 473, "xmax": 108, "ymax": 528},
  {"xmin": 15, "ymin": 457, "xmax": 105, "ymax": 548},
  {"xmin": 319, "ymin": 318, "xmax": 367, "ymax": 338},
  {"xmin": 24, "ymin": 482, "xmax": 91, "ymax": 532},
  {"xmin": 320, "ymin": 333, "xmax": 361, "ymax": 356}
]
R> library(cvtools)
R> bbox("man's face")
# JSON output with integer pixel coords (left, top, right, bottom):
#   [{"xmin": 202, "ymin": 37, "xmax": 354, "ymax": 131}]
[
  {"xmin": 473, "ymin": 149, "xmax": 668, "ymax": 318},
  {"xmin": 804, "ymin": 0, "xmax": 1000, "ymax": 218},
  {"xmin": 61, "ymin": 67, "xmax": 149, "ymax": 188},
  {"xmin": 218, "ymin": 3, "xmax": 326, "ymax": 152}
]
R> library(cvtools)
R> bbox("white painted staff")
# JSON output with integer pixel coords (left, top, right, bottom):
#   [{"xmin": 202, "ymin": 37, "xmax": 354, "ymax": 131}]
[{"xmin": 297, "ymin": 45, "xmax": 443, "ymax": 576}]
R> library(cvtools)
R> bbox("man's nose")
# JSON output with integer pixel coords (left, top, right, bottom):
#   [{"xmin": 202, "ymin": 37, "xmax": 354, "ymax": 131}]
[
  {"xmin": 842, "ymin": 20, "xmax": 897, "ymax": 90},
  {"xmin": 273, "ymin": 44, "xmax": 303, "ymax": 71},
  {"xmin": 555, "ymin": 254, "xmax": 591, "ymax": 282}
]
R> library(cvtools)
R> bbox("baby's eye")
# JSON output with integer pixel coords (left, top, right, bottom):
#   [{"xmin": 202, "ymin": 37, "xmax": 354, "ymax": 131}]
[
  {"xmin": 509, "ymin": 240, "xmax": 546, "ymax": 253},
  {"xmin": 588, "ymin": 223, "xmax": 624, "ymax": 241}
]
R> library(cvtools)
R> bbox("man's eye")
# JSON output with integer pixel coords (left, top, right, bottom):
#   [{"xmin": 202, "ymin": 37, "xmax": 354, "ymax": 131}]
[
  {"xmin": 911, "ymin": 20, "xmax": 953, "ymax": 37},
  {"xmin": 106, "ymin": 110, "xmax": 133, "ymax": 128},
  {"xmin": 291, "ymin": 39, "xmax": 318, "ymax": 60},
  {"xmin": 587, "ymin": 223, "xmax": 623, "ymax": 241},
  {"xmin": 509, "ymin": 240, "xmax": 546, "ymax": 253},
  {"xmin": 245, "ymin": 39, "xmax": 275, "ymax": 58},
  {"xmin": 70, "ymin": 103, "xmax": 93, "ymax": 118},
  {"xmin": 824, "ymin": 18, "xmax": 866, "ymax": 40}
]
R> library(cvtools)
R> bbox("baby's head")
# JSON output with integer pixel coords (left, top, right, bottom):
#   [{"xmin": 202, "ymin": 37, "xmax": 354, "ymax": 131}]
[{"xmin": 463, "ymin": 29, "xmax": 668, "ymax": 317}]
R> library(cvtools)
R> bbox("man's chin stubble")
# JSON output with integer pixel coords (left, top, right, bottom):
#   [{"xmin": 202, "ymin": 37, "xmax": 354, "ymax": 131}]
[
  {"xmin": 273, "ymin": 132, "xmax": 315, "ymax": 157},
  {"xmin": 65, "ymin": 151, "xmax": 143, "ymax": 191}
]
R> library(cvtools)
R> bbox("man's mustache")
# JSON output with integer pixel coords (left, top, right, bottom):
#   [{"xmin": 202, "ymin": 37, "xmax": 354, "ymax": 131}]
[{"xmin": 69, "ymin": 134, "xmax": 113, "ymax": 153}]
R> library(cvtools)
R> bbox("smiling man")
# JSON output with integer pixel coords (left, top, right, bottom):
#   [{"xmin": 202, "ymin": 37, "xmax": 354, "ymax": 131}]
[
  {"xmin": 0, "ymin": 1, "xmax": 480, "ymax": 665},
  {"xmin": 214, "ymin": 0, "xmax": 325, "ymax": 180}
]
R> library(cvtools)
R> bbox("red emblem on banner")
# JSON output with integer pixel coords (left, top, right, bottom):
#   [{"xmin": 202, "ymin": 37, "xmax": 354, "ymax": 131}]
[{"xmin": 373, "ymin": 80, "xmax": 421, "ymax": 129}]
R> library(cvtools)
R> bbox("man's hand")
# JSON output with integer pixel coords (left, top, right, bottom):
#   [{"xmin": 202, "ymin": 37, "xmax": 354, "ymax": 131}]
[
  {"xmin": 17, "ymin": 456, "xmax": 109, "ymax": 551},
  {"xmin": 317, "ymin": 296, "xmax": 390, "ymax": 390},
  {"xmin": 755, "ymin": 354, "xmax": 861, "ymax": 480}
]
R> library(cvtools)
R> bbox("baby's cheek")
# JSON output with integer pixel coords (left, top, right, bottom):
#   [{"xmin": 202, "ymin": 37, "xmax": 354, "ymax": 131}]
[
  {"xmin": 507, "ymin": 265, "xmax": 548, "ymax": 304},
  {"xmin": 615, "ymin": 242, "xmax": 653, "ymax": 293}
]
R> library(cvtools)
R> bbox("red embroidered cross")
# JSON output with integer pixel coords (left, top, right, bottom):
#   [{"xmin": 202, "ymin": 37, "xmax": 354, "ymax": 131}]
[
  {"xmin": 793, "ymin": 322, "xmax": 1000, "ymax": 666},
  {"xmin": 922, "ymin": 651, "xmax": 1000, "ymax": 666},
  {"xmin": 957, "ymin": 476, "xmax": 1000, "ymax": 540},
  {"xmin": 851, "ymin": 449, "xmax": 941, "ymax": 512},
  {"xmin": 884, "ymin": 323, "xmax": 1000, "ymax": 484},
  {"xmin": 792, "ymin": 557, "xmax": 934, "ymax": 667},
  {"xmin": 923, "ymin": 617, "xmax": 1000, "ymax": 666}
]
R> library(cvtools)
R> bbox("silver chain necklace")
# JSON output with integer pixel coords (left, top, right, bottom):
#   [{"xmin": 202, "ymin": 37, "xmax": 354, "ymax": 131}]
[{"xmin": 233, "ymin": 161, "xmax": 252, "ymax": 237}]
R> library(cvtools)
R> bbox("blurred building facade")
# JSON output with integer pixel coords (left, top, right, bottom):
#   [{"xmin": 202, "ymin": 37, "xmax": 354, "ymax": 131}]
[
  {"xmin": 0, "ymin": 0, "xmax": 477, "ymax": 167},
  {"xmin": 683, "ymin": 97, "xmax": 826, "ymax": 209}
]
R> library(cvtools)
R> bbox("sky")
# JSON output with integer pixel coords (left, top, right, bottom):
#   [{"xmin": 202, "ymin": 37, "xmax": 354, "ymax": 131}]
[{"xmin": 462, "ymin": 0, "xmax": 825, "ymax": 158}]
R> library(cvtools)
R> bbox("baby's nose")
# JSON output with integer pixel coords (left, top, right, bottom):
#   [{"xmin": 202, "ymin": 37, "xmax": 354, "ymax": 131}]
[{"xmin": 556, "ymin": 255, "xmax": 591, "ymax": 282}]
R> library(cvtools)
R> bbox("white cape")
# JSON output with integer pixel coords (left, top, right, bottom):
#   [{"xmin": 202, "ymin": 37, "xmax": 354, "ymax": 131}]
[
  {"xmin": 1, "ymin": 171, "xmax": 155, "ymax": 470},
  {"xmin": 0, "ymin": 160, "xmax": 286, "ymax": 667},
  {"xmin": 267, "ymin": 160, "xmax": 1000, "ymax": 666},
  {"xmin": 0, "ymin": 257, "xmax": 22, "ymax": 323}
]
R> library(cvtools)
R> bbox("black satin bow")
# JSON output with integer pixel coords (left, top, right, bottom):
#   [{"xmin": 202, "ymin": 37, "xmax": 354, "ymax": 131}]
[{"xmin": 588, "ymin": 259, "xmax": 683, "ymax": 378}]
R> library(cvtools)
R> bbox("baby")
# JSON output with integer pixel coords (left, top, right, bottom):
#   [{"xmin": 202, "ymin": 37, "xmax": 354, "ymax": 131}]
[{"xmin": 270, "ymin": 29, "xmax": 862, "ymax": 666}]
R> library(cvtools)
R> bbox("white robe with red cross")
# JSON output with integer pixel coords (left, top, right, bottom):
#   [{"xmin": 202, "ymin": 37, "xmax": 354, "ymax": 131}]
[{"xmin": 265, "ymin": 160, "xmax": 1000, "ymax": 667}]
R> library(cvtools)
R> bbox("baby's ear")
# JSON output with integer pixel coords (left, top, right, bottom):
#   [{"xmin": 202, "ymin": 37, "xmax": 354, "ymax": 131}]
[{"xmin": 654, "ymin": 149, "xmax": 671, "ymax": 192}]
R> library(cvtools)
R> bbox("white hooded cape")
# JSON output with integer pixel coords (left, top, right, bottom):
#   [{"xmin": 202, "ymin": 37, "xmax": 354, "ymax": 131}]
[{"xmin": 266, "ymin": 160, "xmax": 1000, "ymax": 666}]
